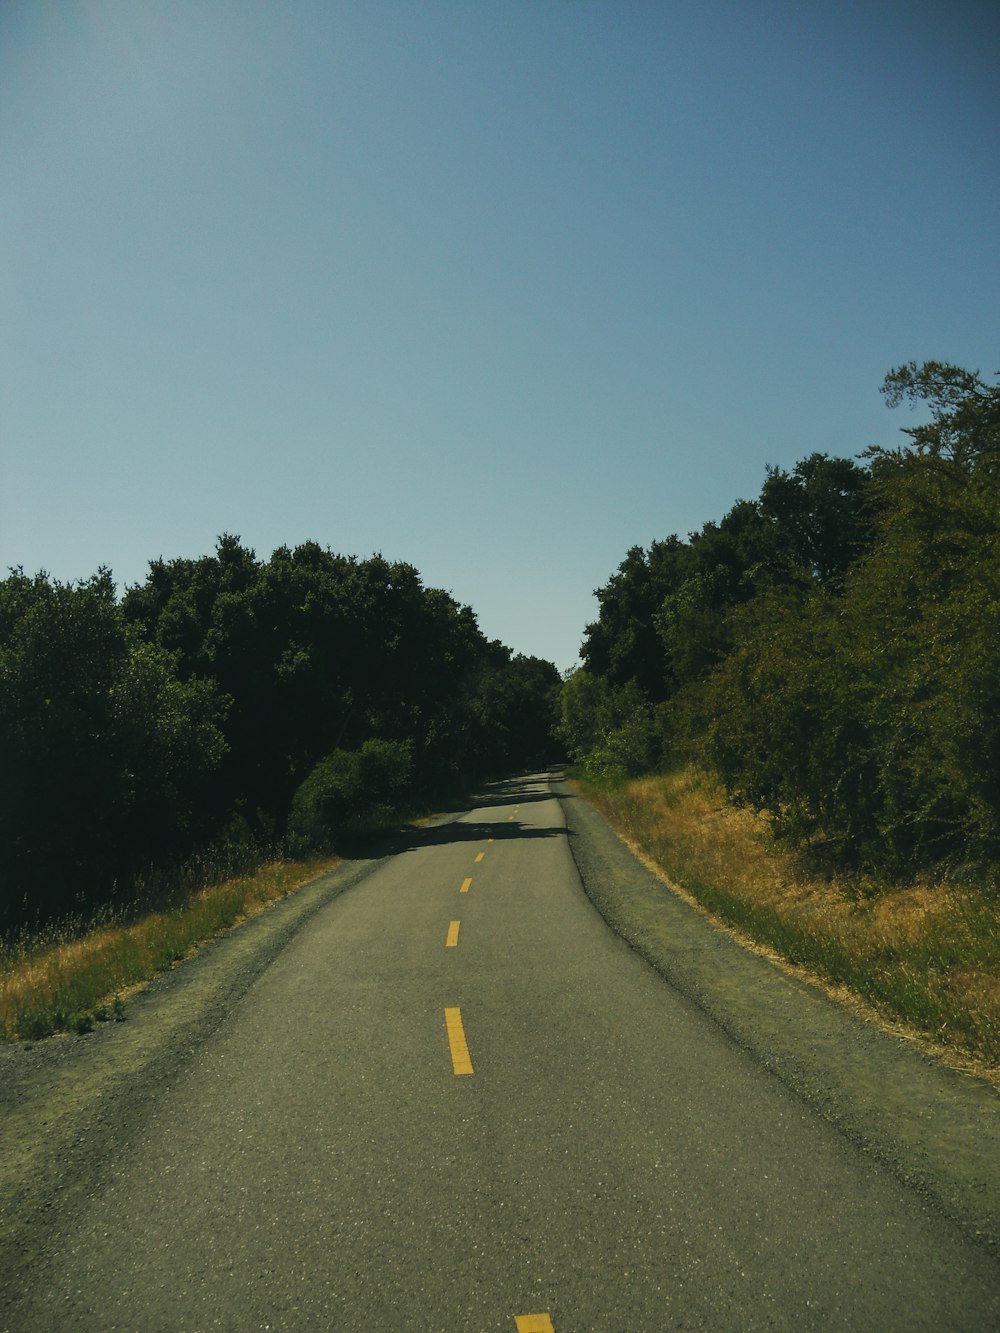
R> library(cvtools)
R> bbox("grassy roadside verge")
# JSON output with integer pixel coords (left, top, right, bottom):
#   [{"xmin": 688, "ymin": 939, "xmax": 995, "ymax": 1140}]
[
  {"xmin": 573, "ymin": 765, "xmax": 1000, "ymax": 1075},
  {"xmin": 0, "ymin": 853, "xmax": 343, "ymax": 1042}
]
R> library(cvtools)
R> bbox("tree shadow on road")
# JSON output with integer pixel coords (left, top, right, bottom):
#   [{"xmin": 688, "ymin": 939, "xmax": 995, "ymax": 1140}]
[
  {"xmin": 334, "ymin": 773, "xmax": 575, "ymax": 858},
  {"xmin": 403, "ymin": 818, "xmax": 569, "ymax": 852},
  {"xmin": 461, "ymin": 771, "xmax": 575, "ymax": 813}
]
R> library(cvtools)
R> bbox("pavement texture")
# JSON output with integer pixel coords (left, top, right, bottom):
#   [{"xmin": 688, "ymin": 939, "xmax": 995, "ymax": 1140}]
[{"xmin": 1, "ymin": 773, "xmax": 998, "ymax": 1330}]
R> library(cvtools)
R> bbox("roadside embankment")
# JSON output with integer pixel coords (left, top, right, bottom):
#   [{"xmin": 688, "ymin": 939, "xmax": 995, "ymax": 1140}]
[
  {"xmin": 0, "ymin": 849, "xmax": 395, "ymax": 1269},
  {"xmin": 554, "ymin": 771, "xmax": 1000, "ymax": 1255},
  {"xmin": 567, "ymin": 766, "xmax": 1000, "ymax": 1077},
  {"xmin": 0, "ymin": 804, "xmax": 469, "ymax": 1272},
  {"xmin": 0, "ymin": 854, "xmax": 345, "ymax": 1042}
]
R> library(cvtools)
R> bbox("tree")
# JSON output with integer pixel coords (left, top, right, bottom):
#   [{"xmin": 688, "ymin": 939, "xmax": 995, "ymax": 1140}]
[
  {"xmin": 124, "ymin": 536, "xmax": 560, "ymax": 827},
  {"xmin": 0, "ymin": 570, "xmax": 226, "ymax": 927},
  {"xmin": 758, "ymin": 453, "xmax": 874, "ymax": 586},
  {"xmin": 582, "ymin": 543, "xmax": 688, "ymax": 701},
  {"xmin": 708, "ymin": 363, "xmax": 1000, "ymax": 872},
  {"xmin": 558, "ymin": 669, "xmax": 655, "ymax": 777},
  {"xmin": 880, "ymin": 361, "xmax": 1000, "ymax": 467}
]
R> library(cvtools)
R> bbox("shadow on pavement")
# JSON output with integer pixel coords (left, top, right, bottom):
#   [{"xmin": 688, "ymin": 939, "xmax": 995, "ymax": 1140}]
[
  {"xmin": 393, "ymin": 818, "xmax": 570, "ymax": 855},
  {"xmin": 335, "ymin": 772, "xmax": 573, "ymax": 858},
  {"xmin": 463, "ymin": 771, "xmax": 573, "ymax": 812}
]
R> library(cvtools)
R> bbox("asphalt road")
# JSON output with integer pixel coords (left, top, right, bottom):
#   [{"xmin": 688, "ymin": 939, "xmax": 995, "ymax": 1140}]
[{"xmin": 2, "ymin": 774, "xmax": 999, "ymax": 1330}]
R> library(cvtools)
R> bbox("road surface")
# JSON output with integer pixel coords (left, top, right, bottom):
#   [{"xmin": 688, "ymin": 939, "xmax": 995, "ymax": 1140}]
[{"xmin": 2, "ymin": 774, "xmax": 999, "ymax": 1329}]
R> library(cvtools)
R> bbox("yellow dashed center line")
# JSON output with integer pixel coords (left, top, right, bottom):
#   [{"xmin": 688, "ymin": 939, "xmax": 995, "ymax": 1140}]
[
  {"xmin": 515, "ymin": 1317, "xmax": 554, "ymax": 1332},
  {"xmin": 475, "ymin": 851, "xmax": 485, "ymax": 863},
  {"xmin": 444, "ymin": 1007, "xmax": 473, "ymax": 1075},
  {"xmin": 446, "ymin": 920, "xmax": 460, "ymax": 947},
  {"xmin": 460, "ymin": 877, "xmax": 472, "ymax": 894}
]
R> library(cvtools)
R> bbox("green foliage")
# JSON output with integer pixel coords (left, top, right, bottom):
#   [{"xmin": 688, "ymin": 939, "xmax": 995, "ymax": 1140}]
[
  {"xmin": 705, "ymin": 586, "xmax": 858, "ymax": 848},
  {"xmin": 655, "ymin": 568, "xmax": 734, "ymax": 687},
  {"xmin": 758, "ymin": 452, "xmax": 875, "ymax": 586},
  {"xmin": 558, "ymin": 670, "xmax": 656, "ymax": 778},
  {"xmin": 708, "ymin": 363, "xmax": 1000, "ymax": 872},
  {"xmin": 582, "ymin": 454, "xmax": 872, "ymax": 709},
  {"xmin": 463, "ymin": 645, "xmax": 562, "ymax": 777},
  {"xmin": 582, "ymin": 538, "xmax": 695, "ymax": 700},
  {"xmin": 0, "ymin": 570, "xmax": 227, "ymax": 928},
  {"xmin": 286, "ymin": 738, "xmax": 414, "ymax": 853},
  {"xmin": 123, "ymin": 538, "xmax": 559, "ymax": 826},
  {"xmin": 574, "ymin": 361, "xmax": 1000, "ymax": 879},
  {"xmin": 2, "ymin": 539, "xmax": 560, "ymax": 933}
]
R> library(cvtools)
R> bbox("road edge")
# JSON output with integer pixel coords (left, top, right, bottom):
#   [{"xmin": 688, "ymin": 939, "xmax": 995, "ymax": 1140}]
[
  {"xmin": 553, "ymin": 773, "xmax": 1000, "ymax": 1256},
  {"xmin": 0, "ymin": 847, "xmax": 400, "ymax": 1281}
]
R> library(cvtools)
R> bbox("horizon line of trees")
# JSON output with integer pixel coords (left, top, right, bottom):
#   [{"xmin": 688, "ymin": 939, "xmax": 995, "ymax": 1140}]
[
  {"xmin": 561, "ymin": 361, "xmax": 1000, "ymax": 881},
  {"xmin": 0, "ymin": 540, "xmax": 561, "ymax": 931}
]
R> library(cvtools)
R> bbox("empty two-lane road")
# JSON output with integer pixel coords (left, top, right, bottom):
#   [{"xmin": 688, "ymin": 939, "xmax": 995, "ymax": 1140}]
[{"xmin": 2, "ymin": 775, "xmax": 999, "ymax": 1329}]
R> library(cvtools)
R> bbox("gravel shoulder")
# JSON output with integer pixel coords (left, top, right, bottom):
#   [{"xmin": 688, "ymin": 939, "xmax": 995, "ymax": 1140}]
[{"xmin": 554, "ymin": 775, "xmax": 1000, "ymax": 1255}]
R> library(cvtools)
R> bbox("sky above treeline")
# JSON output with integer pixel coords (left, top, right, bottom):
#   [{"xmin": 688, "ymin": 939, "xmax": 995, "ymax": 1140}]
[{"xmin": 2, "ymin": 0, "xmax": 998, "ymax": 672}]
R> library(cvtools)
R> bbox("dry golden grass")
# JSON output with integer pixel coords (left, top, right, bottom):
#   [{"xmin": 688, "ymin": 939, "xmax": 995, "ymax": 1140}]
[
  {"xmin": 0, "ymin": 853, "xmax": 342, "ymax": 1041},
  {"xmin": 579, "ymin": 767, "xmax": 1000, "ymax": 1078}
]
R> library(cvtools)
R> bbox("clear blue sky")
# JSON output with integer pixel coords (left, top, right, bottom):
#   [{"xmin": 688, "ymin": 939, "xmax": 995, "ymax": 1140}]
[{"xmin": 3, "ymin": 1, "xmax": 997, "ymax": 672}]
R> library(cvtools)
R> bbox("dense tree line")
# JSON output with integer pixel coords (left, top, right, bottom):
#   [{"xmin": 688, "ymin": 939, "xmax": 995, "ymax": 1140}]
[
  {"xmin": 1, "ymin": 540, "xmax": 560, "ymax": 930},
  {"xmin": 564, "ymin": 362, "xmax": 1000, "ymax": 878}
]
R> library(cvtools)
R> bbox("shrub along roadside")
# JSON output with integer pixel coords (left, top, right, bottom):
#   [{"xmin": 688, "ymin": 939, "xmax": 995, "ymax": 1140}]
[
  {"xmin": 573, "ymin": 766, "xmax": 1000, "ymax": 1074},
  {"xmin": 0, "ymin": 748, "xmax": 480, "ymax": 1044},
  {"xmin": 572, "ymin": 364, "xmax": 1000, "ymax": 884},
  {"xmin": 0, "ymin": 852, "xmax": 342, "ymax": 1042},
  {"xmin": 285, "ymin": 738, "xmax": 413, "ymax": 856},
  {"xmin": 2, "ymin": 546, "xmax": 562, "ymax": 937}
]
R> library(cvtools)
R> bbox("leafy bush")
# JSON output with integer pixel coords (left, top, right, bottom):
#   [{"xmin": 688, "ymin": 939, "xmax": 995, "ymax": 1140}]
[
  {"xmin": 286, "ymin": 738, "xmax": 414, "ymax": 853},
  {"xmin": 585, "ymin": 712, "xmax": 658, "ymax": 780},
  {"xmin": 559, "ymin": 670, "xmax": 658, "ymax": 778},
  {"xmin": 572, "ymin": 361, "xmax": 1000, "ymax": 879},
  {"xmin": 706, "ymin": 364, "xmax": 1000, "ymax": 874},
  {"xmin": 0, "ymin": 570, "xmax": 227, "ymax": 929}
]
